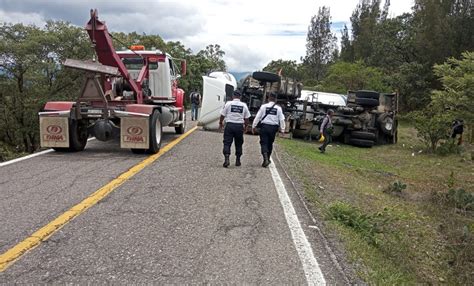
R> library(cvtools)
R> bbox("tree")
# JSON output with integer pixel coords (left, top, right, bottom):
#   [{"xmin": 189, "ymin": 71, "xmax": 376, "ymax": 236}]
[
  {"xmin": 350, "ymin": 0, "xmax": 382, "ymax": 61},
  {"xmin": 321, "ymin": 61, "xmax": 390, "ymax": 93},
  {"xmin": 389, "ymin": 62, "xmax": 431, "ymax": 112},
  {"xmin": 263, "ymin": 59, "xmax": 301, "ymax": 79},
  {"xmin": 410, "ymin": 107, "xmax": 453, "ymax": 152},
  {"xmin": 431, "ymin": 51, "xmax": 474, "ymax": 122},
  {"xmin": 197, "ymin": 44, "xmax": 226, "ymax": 72},
  {"xmin": 410, "ymin": 52, "xmax": 473, "ymax": 151},
  {"xmin": 303, "ymin": 6, "xmax": 337, "ymax": 81},
  {"xmin": 0, "ymin": 22, "xmax": 92, "ymax": 154},
  {"xmin": 339, "ymin": 24, "xmax": 354, "ymax": 62}
]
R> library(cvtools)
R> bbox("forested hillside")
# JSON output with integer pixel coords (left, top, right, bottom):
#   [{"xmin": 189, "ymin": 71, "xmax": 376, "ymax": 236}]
[{"xmin": 264, "ymin": 0, "xmax": 472, "ymax": 112}]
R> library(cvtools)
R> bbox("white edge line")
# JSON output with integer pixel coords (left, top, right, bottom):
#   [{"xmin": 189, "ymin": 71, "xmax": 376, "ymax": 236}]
[
  {"xmin": 0, "ymin": 138, "xmax": 96, "ymax": 167},
  {"xmin": 269, "ymin": 159, "xmax": 326, "ymax": 286}
]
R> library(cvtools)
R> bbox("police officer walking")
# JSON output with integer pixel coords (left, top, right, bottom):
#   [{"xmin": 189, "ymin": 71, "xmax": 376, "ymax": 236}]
[
  {"xmin": 219, "ymin": 90, "xmax": 250, "ymax": 168},
  {"xmin": 252, "ymin": 93, "xmax": 285, "ymax": 167}
]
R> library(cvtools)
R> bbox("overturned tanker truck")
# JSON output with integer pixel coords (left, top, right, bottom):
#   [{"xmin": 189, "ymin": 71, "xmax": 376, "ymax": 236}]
[
  {"xmin": 292, "ymin": 89, "xmax": 398, "ymax": 147},
  {"xmin": 39, "ymin": 9, "xmax": 187, "ymax": 154},
  {"xmin": 199, "ymin": 71, "xmax": 398, "ymax": 148}
]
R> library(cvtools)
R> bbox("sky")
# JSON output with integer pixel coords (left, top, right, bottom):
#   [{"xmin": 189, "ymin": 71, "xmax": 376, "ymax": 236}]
[{"xmin": 0, "ymin": 0, "xmax": 414, "ymax": 72}]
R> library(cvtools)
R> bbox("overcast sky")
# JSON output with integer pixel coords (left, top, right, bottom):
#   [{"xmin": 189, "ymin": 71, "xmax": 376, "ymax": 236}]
[{"xmin": 0, "ymin": 0, "xmax": 414, "ymax": 72}]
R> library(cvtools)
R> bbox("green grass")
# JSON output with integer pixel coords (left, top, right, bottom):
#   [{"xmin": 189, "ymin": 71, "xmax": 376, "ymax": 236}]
[
  {"xmin": 279, "ymin": 139, "xmax": 395, "ymax": 174},
  {"xmin": 277, "ymin": 124, "xmax": 473, "ymax": 284},
  {"xmin": 329, "ymin": 222, "xmax": 416, "ymax": 284}
]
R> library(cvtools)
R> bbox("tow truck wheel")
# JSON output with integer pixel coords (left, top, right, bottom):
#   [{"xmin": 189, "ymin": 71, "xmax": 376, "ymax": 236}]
[
  {"xmin": 53, "ymin": 119, "xmax": 88, "ymax": 152},
  {"xmin": 175, "ymin": 111, "xmax": 186, "ymax": 134},
  {"xmin": 147, "ymin": 110, "xmax": 162, "ymax": 154}
]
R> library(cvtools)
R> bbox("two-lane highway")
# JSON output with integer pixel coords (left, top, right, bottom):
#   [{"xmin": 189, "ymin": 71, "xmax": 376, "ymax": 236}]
[{"xmin": 1, "ymin": 118, "xmax": 348, "ymax": 284}]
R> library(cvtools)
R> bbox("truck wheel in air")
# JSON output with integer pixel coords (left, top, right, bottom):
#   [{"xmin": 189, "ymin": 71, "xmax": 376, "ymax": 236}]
[
  {"xmin": 147, "ymin": 110, "xmax": 162, "ymax": 154},
  {"xmin": 53, "ymin": 119, "xmax": 88, "ymax": 152},
  {"xmin": 355, "ymin": 90, "xmax": 380, "ymax": 99},
  {"xmin": 349, "ymin": 138, "xmax": 374, "ymax": 148},
  {"xmin": 351, "ymin": 131, "xmax": 376, "ymax": 141},
  {"xmin": 252, "ymin": 71, "xmax": 280, "ymax": 83},
  {"xmin": 175, "ymin": 111, "xmax": 186, "ymax": 134},
  {"xmin": 355, "ymin": 98, "xmax": 379, "ymax": 107}
]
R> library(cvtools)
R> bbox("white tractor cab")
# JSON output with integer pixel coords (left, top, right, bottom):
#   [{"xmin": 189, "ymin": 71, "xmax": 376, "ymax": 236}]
[{"xmin": 198, "ymin": 72, "xmax": 237, "ymax": 130}]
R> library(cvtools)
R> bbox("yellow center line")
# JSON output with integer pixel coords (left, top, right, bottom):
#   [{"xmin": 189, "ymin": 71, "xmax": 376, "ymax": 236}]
[{"xmin": 0, "ymin": 126, "xmax": 198, "ymax": 272}]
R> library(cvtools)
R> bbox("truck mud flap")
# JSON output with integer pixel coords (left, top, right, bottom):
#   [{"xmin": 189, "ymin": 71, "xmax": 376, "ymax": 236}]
[
  {"xmin": 39, "ymin": 116, "xmax": 70, "ymax": 148},
  {"xmin": 120, "ymin": 117, "xmax": 150, "ymax": 149}
]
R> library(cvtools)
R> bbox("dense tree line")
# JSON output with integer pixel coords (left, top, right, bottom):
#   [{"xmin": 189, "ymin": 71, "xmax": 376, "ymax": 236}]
[
  {"xmin": 0, "ymin": 21, "xmax": 225, "ymax": 159},
  {"xmin": 264, "ymin": 0, "xmax": 473, "ymax": 112}
]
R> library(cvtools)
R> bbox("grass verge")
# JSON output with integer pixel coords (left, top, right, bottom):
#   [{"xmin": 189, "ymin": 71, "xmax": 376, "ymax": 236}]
[{"xmin": 277, "ymin": 124, "xmax": 473, "ymax": 284}]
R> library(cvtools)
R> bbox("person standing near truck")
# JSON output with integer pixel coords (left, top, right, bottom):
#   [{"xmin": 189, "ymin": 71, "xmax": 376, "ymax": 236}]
[
  {"xmin": 252, "ymin": 93, "xmax": 286, "ymax": 167},
  {"xmin": 319, "ymin": 109, "xmax": 334, "ymax": 153},
  {"xmin": 190, "ymin": 88, "xmax": 201, "ymax": 121},
  {"xmin": 219, "ymin": 90, "xmax": 250, "ymax": 168}
]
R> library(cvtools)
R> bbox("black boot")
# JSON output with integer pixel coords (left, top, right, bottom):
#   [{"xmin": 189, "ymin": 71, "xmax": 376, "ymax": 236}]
[
  {"xmin": 262, "ymin": 153, "xmax": 270, "ymax": 167},
  {"xmin": 223, "ymin": 155, "xmax": 230, "ymax": 168},
  {"xmin": 235, "ymin": 156, "xmax": 241, "ymax": 166}
]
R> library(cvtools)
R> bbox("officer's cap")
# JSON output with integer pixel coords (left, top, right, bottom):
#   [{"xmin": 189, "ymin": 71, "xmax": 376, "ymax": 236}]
[
  {"xmin": 233, "ymin": 90, "xmax": 242, "ymax": 97},
  {"xmin": 268, "ymin": 92, "xmax": 277, "ymax": 98}
]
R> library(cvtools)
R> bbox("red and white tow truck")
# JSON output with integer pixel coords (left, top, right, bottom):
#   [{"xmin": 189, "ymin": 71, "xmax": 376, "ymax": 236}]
[{"xmin": 39, "ymin": 9, "xmax": 187, "ymax": 154}]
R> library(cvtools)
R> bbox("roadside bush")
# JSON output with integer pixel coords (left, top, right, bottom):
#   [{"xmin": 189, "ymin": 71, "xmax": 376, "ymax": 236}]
[
  {"xmin": 327, "ymin": 202, "xmax": 393, "ymax": 246},
  {"xmin": 446, "ymin": 188, "xmax": 474, "ymax": 213},
  {"xmin": 431, "ymin": 172, "xmax": 473, "ymax": 213},
  {"xmin": 410, "ymin": 108, "xmax": 452, "ymax": 152},
  {"xmin": 436, "ymin": 139, "xmax": 463, "ymax": 156},
  {"xmin": 384, "ymin": 181, "xmax": 407, "ymax": 195}
]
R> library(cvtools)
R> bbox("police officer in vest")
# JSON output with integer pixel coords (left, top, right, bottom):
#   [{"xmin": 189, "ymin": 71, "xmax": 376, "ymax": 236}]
[
  {"xmin": 252, "ymin": 93, "xmax": 285, "ymax": 167},
  {"xmin": 219, "ymin": 90, "xmax": 250, "ymax": 168}
]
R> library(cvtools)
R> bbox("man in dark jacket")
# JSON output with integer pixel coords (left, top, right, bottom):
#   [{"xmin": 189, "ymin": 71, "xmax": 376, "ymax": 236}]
[
  {"xmin": 190, "ymin": 89, "xmax": 201, "ymax": 121},
  {"xmin": 318, "ymin": 109, "xmax": 334, "ymax": 153},
  {"xmin": 451, "ymin": 119, "xmax": 464, "ymax": 145}
]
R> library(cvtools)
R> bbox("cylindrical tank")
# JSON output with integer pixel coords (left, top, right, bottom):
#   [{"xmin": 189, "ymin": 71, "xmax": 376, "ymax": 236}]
[{"xmin": 159, "ymin": 106, "xmax": 180, "ymax": 126}]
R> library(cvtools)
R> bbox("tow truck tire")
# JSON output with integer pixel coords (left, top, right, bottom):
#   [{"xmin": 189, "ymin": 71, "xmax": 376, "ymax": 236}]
[
  {"xmin": 355, "ymin": 98, "xmax": 379, "ymax": 107},
  {"xmin": 53, "ymin": 119, "xmax": 88, "ymax": 152},
  {"xmin": 147, "ymin": 110, "xmax": 162, "ymax": 154},
  {"xmin": 175, "ymin": 111, "xmax": 186, "ymax": 134},
  {"xmin": 252, "ymin": 71, "xmax": 280, "ymax": 83},
  {"xmin": 349, "ymin": 138, "xmax": 374, "ymax": 147}
]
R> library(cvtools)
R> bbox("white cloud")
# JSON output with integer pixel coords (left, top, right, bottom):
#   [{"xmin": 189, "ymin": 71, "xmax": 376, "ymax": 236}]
[
  {"xmin": 0, "ymin": 0, "xmax": 414, "ymax": 71},
  {"xmin": 0, "ymin": 10, "xmax": 45, "ymax": 26}
]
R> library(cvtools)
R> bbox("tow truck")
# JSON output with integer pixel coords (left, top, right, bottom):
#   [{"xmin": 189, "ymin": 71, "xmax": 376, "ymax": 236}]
[{"xmin": 39, "ymin": 9, "xmax": 187, "ymax": 154}]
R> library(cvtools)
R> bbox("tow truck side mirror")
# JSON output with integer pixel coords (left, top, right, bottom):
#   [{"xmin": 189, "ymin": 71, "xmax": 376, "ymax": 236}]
[{"xmin": 180, "ymin": 60, "xmax": 187, "ymax": 76}]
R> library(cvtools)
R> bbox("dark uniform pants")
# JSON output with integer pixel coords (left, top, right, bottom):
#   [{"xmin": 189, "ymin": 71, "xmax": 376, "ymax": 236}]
[
  {"xmin": 320, "ymin": 129, "xmax": 332, "ymax": 151},
  {"xmin": 259, "ymin": 123, "xmax": 279, "ymax": 156},
  {"xmin": 223, "ymin": 122, "xmax": 244, "ymax": 156}
]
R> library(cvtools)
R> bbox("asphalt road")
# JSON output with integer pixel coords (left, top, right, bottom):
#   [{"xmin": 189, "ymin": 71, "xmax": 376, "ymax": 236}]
[{"xmin": 0, "ymin": 118, "xmax": 348, "ymax": 284}]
